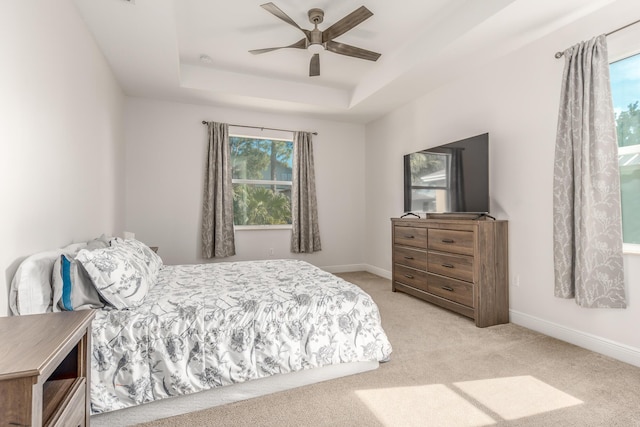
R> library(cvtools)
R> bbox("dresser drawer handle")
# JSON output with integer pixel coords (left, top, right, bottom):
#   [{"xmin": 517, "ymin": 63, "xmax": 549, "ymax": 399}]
[
  {"xmin": 404, "ymin": 235, "xmax": 415, "ymax": 239},
  {"xmin": 442, "ymin": 263, "xmax": 455, "ymax": 268},
  {"xmin": 441, "ymin": 286, "xmax": 454, "ymax": 292},
  {"xmin": 404, "ymin": 256, "xmax": 414, "ymax": 260},
  {"xmin": 404, "ymin": 274, "xmax": 414, "ymax": 279},
  {"xmin": 441, "ymin": 239, "xmax": 455, "ymax": 243}
]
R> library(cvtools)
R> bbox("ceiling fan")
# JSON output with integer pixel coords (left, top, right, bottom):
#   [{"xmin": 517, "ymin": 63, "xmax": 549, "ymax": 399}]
[{"xmin": 249, "ymin": 2, "xmax": 381, "ymax": 77}]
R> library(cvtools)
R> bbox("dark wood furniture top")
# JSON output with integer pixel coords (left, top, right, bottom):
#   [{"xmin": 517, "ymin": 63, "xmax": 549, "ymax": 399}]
[{"xmin": 0, "ymin": 310, "xmax": 95, "ymax": 426}]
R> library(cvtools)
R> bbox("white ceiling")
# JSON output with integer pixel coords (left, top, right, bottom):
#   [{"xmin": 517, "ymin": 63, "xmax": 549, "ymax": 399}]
[{"xmin": 73, "ymin": 0, "xmax": 615, "ymax": 123}]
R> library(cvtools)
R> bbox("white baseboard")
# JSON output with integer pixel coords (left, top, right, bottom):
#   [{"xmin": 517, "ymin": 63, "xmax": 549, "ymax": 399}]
[
  {"xmin": 509, "ymin": 309, "xmax": 640, "ymax": 368},
  {"xmin": 364, "ymin": 264, "xmax": 391, "ymax": 280},
  {"xmin": 321, "ymin": 264, "xmax": 392, "ymax": 280},
  {"xmin": 321, "ymin": 264, "xmax": 368, "ymax": 274}
]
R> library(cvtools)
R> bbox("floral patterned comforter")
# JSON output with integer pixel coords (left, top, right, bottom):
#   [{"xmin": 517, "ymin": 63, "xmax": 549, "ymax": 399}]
[{"xmin": 90, "ymin": 259, "xmax": 392, "ymax": 414}]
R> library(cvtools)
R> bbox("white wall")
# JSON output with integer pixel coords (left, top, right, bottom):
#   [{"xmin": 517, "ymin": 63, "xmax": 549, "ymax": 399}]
[
  {"xmin": 0, "ymin": 1, "xmax": 125, "ymax": 316},
  {"xmin": 365, "ymin": 0, "xmax": 640, "ymax": 365},
  {"xmin": 124, "ymin": 98, "xmax": 366, "ymax": 271}
]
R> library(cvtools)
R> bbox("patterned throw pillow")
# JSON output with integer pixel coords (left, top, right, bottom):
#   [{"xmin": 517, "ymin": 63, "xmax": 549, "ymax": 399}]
[
  {"xmin": 76, "ymin": 243, "xmax": 153, "ymax": 309},
  {"xmin": 112, "ymin": 238, "xmax": 163, "ymax": 287}
]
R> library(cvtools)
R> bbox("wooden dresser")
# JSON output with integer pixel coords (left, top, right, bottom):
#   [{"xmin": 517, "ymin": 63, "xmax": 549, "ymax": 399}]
[
  {"xmin": 0, "ymin": 310, "xmax": 95, "ymax": 426},
  {"xmin": 391, "ymin": 216, "xmax": 508, "ymax": 327}
]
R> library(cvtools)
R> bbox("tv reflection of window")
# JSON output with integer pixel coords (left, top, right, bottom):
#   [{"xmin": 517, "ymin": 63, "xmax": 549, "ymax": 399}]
[
  {"xmin": 404, "ymin": 133, "xmax": 488, "ymax": 214},
  {"xmin": 408, "ymin": 148, "xmax": 465, "ymax": 213}
]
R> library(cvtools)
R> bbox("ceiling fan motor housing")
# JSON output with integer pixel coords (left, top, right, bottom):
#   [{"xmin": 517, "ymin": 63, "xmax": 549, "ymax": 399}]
[{"xmin": 308, "ymin": 29, "xmax": 323, "ymax": 47}]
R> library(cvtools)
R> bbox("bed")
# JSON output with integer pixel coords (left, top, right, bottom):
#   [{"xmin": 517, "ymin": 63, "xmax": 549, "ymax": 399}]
[{"xmin": 9, "ymin": 237, "xmax": 393, "ymax": 417}]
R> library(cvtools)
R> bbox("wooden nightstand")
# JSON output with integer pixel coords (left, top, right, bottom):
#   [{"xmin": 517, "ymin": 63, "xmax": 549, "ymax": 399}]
[{"xmin": 0, "ymin": 310, "xmax": 95, "ymax": 426}]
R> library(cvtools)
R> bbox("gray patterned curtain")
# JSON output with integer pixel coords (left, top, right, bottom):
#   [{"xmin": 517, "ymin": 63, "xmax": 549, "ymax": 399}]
[
  {"xmin": 291, "ymin": 131, "xmax": 321, "ymax": 253},
  {"xmin": 201, "ymin": 121, "xmax": 235, "ymax": 258},
  {"xmin": 553, "ymin": 34, "xmax": 625, "ymax": 308}
]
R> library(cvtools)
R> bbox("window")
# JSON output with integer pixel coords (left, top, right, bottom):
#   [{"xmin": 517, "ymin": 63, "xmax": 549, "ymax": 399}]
[
  {"xmin": 610, "ymin": 53, "xmax": 640, "ymax": 248},
  {"xmin": 230, "ymin": 135, "xmax": 293, "ymax": 227}
]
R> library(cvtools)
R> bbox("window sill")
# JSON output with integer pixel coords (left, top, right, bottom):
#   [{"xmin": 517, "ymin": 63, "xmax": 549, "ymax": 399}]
[
  {"xmin": 623, "ymin": 244, "xmax": 640, "ymax": 255},
  {"xmin": 235, "ymin": 225, "xmax": 292, "ymax": 231}
]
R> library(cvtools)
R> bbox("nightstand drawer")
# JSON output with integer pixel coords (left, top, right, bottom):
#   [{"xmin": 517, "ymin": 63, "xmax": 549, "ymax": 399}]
[
  {"xmin": 45, "ymin": 378, "xmax": 85, "ymax": 427},
  {"xmin": 427, "ymin": 274, "xmax": 473, "ymax": 307},
  {"xmin": 394, "ymin": 226, "xmax": 427, "ymax": 248},
  {"xmin": 428, "ymin": 229, "xmax": 474, "ymax": 256},
  {"xmin": 428, "ymin": 251, "xmax": 474, "ymax": 282},
  {"xmin": 393, "ymin": 246, "xmax": 427, "ymax": 270},
  {"xmin": 394, "ymin": 264, "xmax": 428, "ymax": 290}
]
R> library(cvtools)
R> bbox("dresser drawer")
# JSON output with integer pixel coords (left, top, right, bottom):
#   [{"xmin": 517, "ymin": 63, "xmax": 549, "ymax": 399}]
[
  {"xmin": 428, "ymin": 229, "xmax": 474, "ymax": 256},
  {"xmin": 393, "ymin": 246, "xmax": 427, "ymax": 270},
  {"xmin": 394, "ymin": 226, "xmax": 427, "ymax": 248},
  {"xmin": 426, "ymin": 274, "xmax": 473, "ymax": 307},
  {"xmin": 428, "ymin": 251, "xmax": 474, "ymax": 283},
  {"xmin": 394, "ymin": 264, "xmax": 428, "ymax": 290}
]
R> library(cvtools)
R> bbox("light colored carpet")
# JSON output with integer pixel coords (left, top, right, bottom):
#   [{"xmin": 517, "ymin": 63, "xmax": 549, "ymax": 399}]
[{"xmin": 124, "ymin": 272, "xmax": 640, "ymax": 426}]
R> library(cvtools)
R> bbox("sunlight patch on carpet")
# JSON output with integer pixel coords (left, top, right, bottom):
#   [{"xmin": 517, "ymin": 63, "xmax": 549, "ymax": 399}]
[
  {"xmin": 453, "ymin": 375, "xmax": 583, "ymax": 420},
  {"xmin": 355, "ymin": 384, "xmax": 496, "ymax": 427}
]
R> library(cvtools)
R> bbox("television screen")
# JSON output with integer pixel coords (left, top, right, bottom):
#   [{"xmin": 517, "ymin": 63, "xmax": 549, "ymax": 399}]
[{"xmin": 404, "ymin": 133, "xmax": 489, "ymax": 214}]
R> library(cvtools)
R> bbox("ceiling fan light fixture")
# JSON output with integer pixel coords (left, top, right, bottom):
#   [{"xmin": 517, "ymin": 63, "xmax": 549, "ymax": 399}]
[{"xmin": 308, "ymin": 43, "xmax": 324, "ymax": 55}]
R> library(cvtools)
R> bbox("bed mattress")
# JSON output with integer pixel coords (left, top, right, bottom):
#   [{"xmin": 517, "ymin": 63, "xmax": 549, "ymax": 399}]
[{"xmin": 90, "ymin": 259, "xmax": 392, "ymax": 414}]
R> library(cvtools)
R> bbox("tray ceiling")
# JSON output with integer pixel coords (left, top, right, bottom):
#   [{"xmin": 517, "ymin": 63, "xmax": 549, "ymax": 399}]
[{"xmin": 73, "ymin": 0, "xmax": 615, "ymax": 122}]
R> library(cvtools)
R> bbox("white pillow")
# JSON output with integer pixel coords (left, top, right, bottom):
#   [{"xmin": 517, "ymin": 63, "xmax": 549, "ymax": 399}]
[
  {"xmin": 9, "ymin": 242, "xmax": 87, "ymax": 315},
  {"xmin": 76, "ymin": 243, "xmax": 152, "ymax": 310}
]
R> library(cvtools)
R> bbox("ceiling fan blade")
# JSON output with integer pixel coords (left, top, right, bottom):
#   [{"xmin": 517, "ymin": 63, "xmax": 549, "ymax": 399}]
[
  {"xmin": 325, "ymin": 40, "xmax": 380, "ymax": 61},
  {"xmin": 261, "ymin": 2, "xmax": 310, "ymax": 38},
  {"xmin": 310, "ymin": 53, "xmax": 320, "ymax": 77},
  {"xmin": 250, "ymin": 38, "xmax": 307, "ymax": 55},
  {"xmin": 322, "ymin": 6, "xmax": 373, "ymax": 42}
]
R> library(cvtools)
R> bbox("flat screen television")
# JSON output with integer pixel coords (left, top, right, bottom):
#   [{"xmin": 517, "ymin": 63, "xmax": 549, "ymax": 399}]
[{"xmin": 404, "ymin": 133, "xmax": 489, "ymax": 214}]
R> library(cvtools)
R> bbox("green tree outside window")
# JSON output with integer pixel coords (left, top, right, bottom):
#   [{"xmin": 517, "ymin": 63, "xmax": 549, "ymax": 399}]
[
  {"xmin": 611, "ymin": 53, "xmax": 640, "ymax": 245},
  {"xmin": 230, "ymin": 136, "xmax": 293, "ymax": 226}
]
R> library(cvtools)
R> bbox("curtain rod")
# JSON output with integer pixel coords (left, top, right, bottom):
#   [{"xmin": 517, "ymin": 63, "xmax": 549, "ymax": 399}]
[
  {"xmin": 201, "ymin": 121, "xmax": 318, "ymax": 136},
  {"xmin": 554, "ymin": 18, "xmax": 640, "ymax": 58}
]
